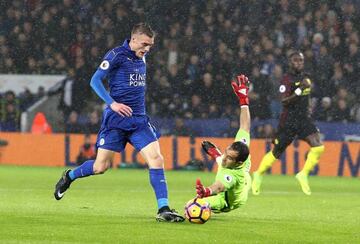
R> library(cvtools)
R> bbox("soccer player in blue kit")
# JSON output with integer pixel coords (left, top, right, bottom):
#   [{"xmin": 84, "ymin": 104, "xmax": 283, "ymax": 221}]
[{"xmin": 54, "ymin": 23, "xmax": 185, "ymax": 222}]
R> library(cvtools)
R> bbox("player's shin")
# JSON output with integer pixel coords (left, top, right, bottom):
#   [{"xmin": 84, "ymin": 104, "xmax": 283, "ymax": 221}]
[
  {"xmin": 149, "ymin": 168, "xmax": 169, "ymax": 211},
  {"xmin": 257, "ymin": 151, "xmax": 277, "ymax": 175},
  {"xmin": 68, "ymin": 160, "xmax": 95, "ymax": 180},
  {"xmin": 301, "ymin": 145, "xmax": 325, "ymax": 175}
]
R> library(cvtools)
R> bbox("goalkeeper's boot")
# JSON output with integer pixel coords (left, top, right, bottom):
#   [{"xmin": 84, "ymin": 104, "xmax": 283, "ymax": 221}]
[
  {"xmin": 295, "ymin": 171, "xmax": 311, "ymax": 195},
  {"xmin": 156, "ymin": 206, "xmax": 185, "ymax": 223},
  {"xmin": 54, "ymin": 169, "xmax": 73, "ymax": 200},
  {"xmin": 251, "ymin": 171, "xmax": 263, "ymax": 195}
]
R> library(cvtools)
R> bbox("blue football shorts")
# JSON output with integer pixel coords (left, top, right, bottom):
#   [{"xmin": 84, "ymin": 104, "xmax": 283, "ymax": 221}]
[{"xmin": 96, "ymin": 108, "xmax": 160, "ymax": 152}]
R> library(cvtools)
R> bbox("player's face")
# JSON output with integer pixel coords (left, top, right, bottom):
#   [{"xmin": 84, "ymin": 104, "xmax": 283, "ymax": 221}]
[
  {"xmin": 290, "ymin": 54, "xmax": 304, "ymax": 73},
  {"xmin": 131, "ymin": 34, "xmax": 154, "ymax": 58},
  {"xmin": 221, "ymin": 146, "xmax": 242, "ymax": 169}
]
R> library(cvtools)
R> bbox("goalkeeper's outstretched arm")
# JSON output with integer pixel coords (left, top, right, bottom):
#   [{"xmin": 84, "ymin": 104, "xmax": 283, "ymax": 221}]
[
  {"xmin": 231, "ymin": 74, "xmax": 250, "ymax": 133},
  {"xmin": 196, "ymin": 179, "xmax": 225, "ymax": 198},
  {"xmin": 239, "ymin": 105, "xmax": 250, "ymax": 133}
]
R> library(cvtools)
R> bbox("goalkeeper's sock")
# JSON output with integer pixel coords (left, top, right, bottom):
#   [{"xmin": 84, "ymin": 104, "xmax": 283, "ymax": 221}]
[
  {"xmin": 149, "ymin": 168, "xmax": 169, "ymax": 210},
  {"xmin": 301, "ymin": 145, "xmax": 325, "ymax": 175},
  {"xmin": 257, "ymin": 151, "xmax": 277, "ymax": 175},
  {"xmin": 68, "ymin": 160, "xmax": 95, "ymax": 180}
]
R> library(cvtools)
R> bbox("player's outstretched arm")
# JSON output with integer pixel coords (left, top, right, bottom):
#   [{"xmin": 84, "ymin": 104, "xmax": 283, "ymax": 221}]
[
  {"xmin": 239, "ymin": 105, "xmax": 250, "ymax": 133},
  {"xmin": 196, "ymin": 178, "xmax": 225, "ymax": 198},
  {"xmin": 231, "ymin": 74, "xmax": 251, "ymax": 133}
]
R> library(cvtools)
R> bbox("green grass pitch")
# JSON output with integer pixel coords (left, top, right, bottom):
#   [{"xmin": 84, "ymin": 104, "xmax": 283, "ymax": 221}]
[{"xmin": 0, "ymin": 165, "xmax": 359, "ymax": 243}]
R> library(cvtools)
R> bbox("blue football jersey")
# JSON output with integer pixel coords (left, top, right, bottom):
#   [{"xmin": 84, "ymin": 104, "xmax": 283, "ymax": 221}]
[{"xmin": 97, "ymin": 40, "xmax": 147, "ymax": 115}]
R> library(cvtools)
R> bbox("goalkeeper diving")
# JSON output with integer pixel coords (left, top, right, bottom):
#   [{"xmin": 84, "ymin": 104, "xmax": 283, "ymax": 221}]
[{"xmin": 196, "ymin": 74, "xmax": 252, "ymax": 212}]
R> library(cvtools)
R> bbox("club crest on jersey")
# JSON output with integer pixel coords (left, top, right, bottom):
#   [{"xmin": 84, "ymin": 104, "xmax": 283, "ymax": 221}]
[
  {"xmin": 129, "ymin": 73, "xmax": 146, "ymax": 86},
  {"xmin": 99, "ymin": 60, "xmax": 110, "ymax": 70}
]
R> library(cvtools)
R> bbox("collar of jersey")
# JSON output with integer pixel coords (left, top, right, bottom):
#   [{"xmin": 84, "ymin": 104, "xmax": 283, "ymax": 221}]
[{"xmin": 122, "ymin": 39, "xmax": 139, "ymax": 59}]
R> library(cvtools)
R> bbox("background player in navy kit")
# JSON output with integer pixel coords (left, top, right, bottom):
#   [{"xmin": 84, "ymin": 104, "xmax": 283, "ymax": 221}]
[
  {"xmin": 54, "ymin": 23, "xmax": 184, "ymax": 222},
  {"xmin": 252, "ymin": 52, "xmax": 325, "ymax": 196}
]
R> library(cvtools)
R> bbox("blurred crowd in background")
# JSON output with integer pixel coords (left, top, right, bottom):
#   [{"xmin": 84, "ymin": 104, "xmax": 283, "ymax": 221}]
[{"xmin": 0, "ymin": 0, "xmax": 359, "ymax": 136}]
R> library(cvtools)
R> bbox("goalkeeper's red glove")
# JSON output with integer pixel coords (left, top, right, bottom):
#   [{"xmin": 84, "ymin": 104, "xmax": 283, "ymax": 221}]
[
  {"xmin": 196, "ymin": 178, "xmax": 212, "ymax": 198},
  {"xmin": 201, "ymin": 140, "xmax": 222, "ymax": 160},
  {"xmin": 231, "ymin": 74, "xmax": 250, "ymax": 106}
]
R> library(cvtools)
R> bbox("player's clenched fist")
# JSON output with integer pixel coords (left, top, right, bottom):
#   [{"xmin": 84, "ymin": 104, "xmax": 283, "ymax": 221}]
[
  {"xmin": 231, "ymin": 74, "xmax": 250, "ymax": 106},
  {"xmin": 110, "ymin": 101, "xmax": 133, "ymax": 117},
  {"xmin": 196, "ymin": 178, "xmax": 212, "ymax": 198}
]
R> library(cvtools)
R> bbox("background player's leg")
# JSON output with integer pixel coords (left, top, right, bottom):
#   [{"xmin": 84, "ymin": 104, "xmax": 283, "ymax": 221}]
[
  {"xmin": 296, "ymin": 132, "xmax": 325, "ymax": 195},
  {"xmin": 302, "ymin": 132, "xmax": 324, "ymax": 175},
  {"xmin": 256, "ymin": 151, "xmax": 278, "ymax": 175},
  {"xmin": 252, "ymin": 151, "xmax": 277, "ymax": 195},
  {"xmin": 256, "ymin": 135, "xmax": 293, "ymax": 175},
  {"xmin": 252, "ymin": 133, "xmax": 293, "ymax": 195}
]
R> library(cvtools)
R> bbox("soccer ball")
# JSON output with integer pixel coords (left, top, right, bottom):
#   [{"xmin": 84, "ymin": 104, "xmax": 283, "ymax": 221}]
[{"xmin": 184, "ymin": 198, "xmax": 211, "ymax": 224}]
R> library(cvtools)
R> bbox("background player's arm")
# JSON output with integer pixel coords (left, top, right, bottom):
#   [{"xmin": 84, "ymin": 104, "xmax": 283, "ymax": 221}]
[
  {"xmin": 281, "ymin": 93, "xmax": 298, "ymax": 106},
  {"xmin": 279, "ymin": 76, "xmax": 298, "ymax": 106},
  {"xmin": 281, "ymin": 77, "xmax": 310, "ymax": 106}
]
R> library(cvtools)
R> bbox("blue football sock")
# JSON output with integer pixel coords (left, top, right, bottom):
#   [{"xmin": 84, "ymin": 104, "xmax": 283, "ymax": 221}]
[
  {"xmin": 149, "ymin": 168, "xmax": 169, "ymax": 210},
  {"xmin": 69, "ymin": 160, "xmax": 95, "ymax": 180}
]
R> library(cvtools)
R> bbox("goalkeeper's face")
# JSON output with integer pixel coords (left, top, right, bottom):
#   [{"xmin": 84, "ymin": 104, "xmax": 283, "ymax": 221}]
[
  {"xmin": 221, "ymin": 147, "xmax": 242, "ymax": 169},
  {"xmin": 130, "ymin": 33, "xmax": 154, "ymax": 58}
]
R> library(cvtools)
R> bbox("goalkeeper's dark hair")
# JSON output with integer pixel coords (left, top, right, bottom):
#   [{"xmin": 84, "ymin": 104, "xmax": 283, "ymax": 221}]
[
  {"xmin": 131, "ymin": 23, "xmax": 155, "ymax": 38},
  {"xmin": 230, "ymin": 141, "xmax": 249, "ymax": 163}
]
